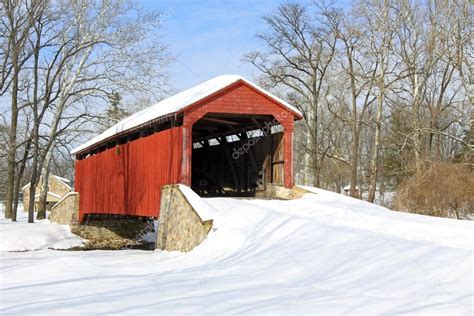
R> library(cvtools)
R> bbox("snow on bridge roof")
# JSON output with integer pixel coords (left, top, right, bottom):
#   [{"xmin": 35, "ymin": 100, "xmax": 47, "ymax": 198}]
[{"xmin": 71, "ymin": 75, "xmax": 302, "ymax": 155}]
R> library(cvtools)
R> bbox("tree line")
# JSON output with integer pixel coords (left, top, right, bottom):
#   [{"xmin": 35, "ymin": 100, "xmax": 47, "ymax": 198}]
[{"xmin": 245, "ymin": 0, "xmax": 472, "ymax": 217}]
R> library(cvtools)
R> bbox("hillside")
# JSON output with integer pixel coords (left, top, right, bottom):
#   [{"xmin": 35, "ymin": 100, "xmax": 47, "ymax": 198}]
[{"xmin": 0, "ymin": 188, "xmax": 472, "ymax": 315}]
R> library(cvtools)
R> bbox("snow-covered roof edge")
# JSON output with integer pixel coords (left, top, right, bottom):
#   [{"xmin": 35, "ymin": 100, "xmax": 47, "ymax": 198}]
[
  {"xmin": 52, "ymin": 175, "xmax": 72, "ymax": 190},
  {"xmin": 21, "ymin": 174, "xmax": 71, "ymax": 191},
  {"xmin": 52, "ymin": 175, "xmax": 70, "ymax": 184},
  {"xmin": 34, "ymin": 191, "xmax": 62, "ymax": 200},
  {"xmin": 71, "ymin": 75, "xmax": 303, "ymax": 155}
]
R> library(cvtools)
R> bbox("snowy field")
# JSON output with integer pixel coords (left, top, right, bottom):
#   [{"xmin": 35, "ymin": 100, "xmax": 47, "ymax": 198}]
[
  {"xmin": 0, "ymin": 188, "xmax": 472, "ymax": 315},
  {"xmin": 0, "ymin": 206, "xmax": 84, "ymax": 252}
]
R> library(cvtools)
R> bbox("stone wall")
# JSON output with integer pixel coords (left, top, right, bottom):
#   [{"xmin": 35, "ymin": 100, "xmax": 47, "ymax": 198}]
[
  {"xmin": 156, "ymin": 185, "xmax": 213, "ymax": 252},
  {"xmin": 49, "ymin": 176, "xmax": 71, "ymax": 197},
  {"xmin": 23, "ymin": 188, "xmax": 30, "ymax": 213},
  {"xmin": 49, "ymin": 192, "xmax": 79, "ymax": 225},
  {"xmin": 256, "ymin": 184, "xmax": 309, "ymax": 200},
  {"xmin": 49, "ymin": 192, "xmax": 152, "ymax": 249},
  {"xmin": 71, "ymin": 219, "xmax": 152, "ymax": 250}
]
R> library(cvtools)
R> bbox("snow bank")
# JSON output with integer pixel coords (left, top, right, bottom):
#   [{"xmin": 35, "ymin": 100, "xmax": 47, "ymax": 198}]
[
  {"xmin": 298, "ymin": 186, "xmax": 473, "ymax": 250},
  {"xmin": 0, "ymin": 209, "xmax": 84, "ymax": 252},
  {"xmin": 0, "ymin": 188, "xmax": 472, "ymax": 315},
  {"xmin": 71, "ymin": 75, "xmax": 302, "ymax": 154}
]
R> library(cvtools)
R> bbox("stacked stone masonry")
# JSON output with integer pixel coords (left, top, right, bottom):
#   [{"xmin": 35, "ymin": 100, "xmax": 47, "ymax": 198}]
[
  {"xmin": 70, "ymin": 219, "xmax": 152, "ymax": 250},
  {"xmin": 49, "ymin": 192, "xmax": 79, "ymax": 225},
  {"xmin": 156, "ymin": 185, "xmax": 213, "ymax": 252}
]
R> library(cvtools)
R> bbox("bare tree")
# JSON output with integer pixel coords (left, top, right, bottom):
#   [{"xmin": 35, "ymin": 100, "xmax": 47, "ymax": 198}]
[
  {"xmin": 325, "ymin": 6, "xmax": 379, "ymax": 198},
  {"xmin": 244, "ymin": 2, "xmax": 337, "ymax": 186},
  {"xmin": 1, "ymin": 0, "xmax": 43, "ymax": 219},
  {"xmin": 28, "ymin": 0, "xmax": 171, "ymax": 222},
  {"xmin": 356, "ymin": 0, "xmax": 400, "ymax": 202}
]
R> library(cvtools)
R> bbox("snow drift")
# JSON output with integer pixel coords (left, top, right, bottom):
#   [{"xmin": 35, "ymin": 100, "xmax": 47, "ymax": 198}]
[
  {"xmin": 0, "ymin": 209, "xmax": 84, "ymax": 252},
  {"xmin": 0, "ymin": 188, "xmax": 472, "ymax": 315}
]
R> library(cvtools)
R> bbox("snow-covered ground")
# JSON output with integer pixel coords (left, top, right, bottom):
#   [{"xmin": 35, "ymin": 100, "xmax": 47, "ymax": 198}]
[
  {"xmin": 0, "ymin": 207, "xmax": 84, "ymax": 252},
  {"xmin": 0, "ymin": 188, "xmax": 472, "ymax": 315}
]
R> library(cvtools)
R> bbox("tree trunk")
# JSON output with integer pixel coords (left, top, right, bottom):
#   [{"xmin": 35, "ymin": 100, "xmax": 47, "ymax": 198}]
[
  {"xmin": 313, "ymin": 96, "xmax": 320, "ymax": 188},
  {"xmin": 303, "ymin": 137, "xmax": 313, "ymax": 185},
  {"xmin": 12, "ymin": 170, "xmax": 22, "ymax": 221},
  {"xmin": 350, "ymin": 126, "xmax": 359, "ymax": 197},
  {"xmin": 313, "ymin": 163, "xmax": 321, "ymax": 188},
  {"xmin": 304, "ymin": 108, "xmax": 317, "ymax": 186},
  {"xmin": 27, "ymin": 82, "xmax": 40, "ymax": 223},
  {"xmin": 5, "ymin": 132, "xmax": 16, "ymax": 219},
  {"xmin": 368, "ymin": 92, "xmax": 383, "ymax": 203},
  {"xmin": 27, "ymin": 154, "xmax": 39, "ymax": 223},
  {"xmin": 37, "ymin": 146, "xmax": 53, "ymax": 220},
  {"xmin": 4, "ymin": 51, "xmax": 20, "ymax": 219},
  {"xmin": 27, "ymin": 23, "xmax": 42, "ymax": 223},
  {"xmin": 412, "ymin": 74, "xmax": 423, "ymax": 171},
  {"xmin": 379, "ymin": 154, "xmax": 385, "ymax": 206},
  {"xmin": 346, "ymin": 42, "xmax": 359, "ymax": 198},
  {"xmin": 11, "ymin": 137, "xmax": 32, "ymax": 221}
]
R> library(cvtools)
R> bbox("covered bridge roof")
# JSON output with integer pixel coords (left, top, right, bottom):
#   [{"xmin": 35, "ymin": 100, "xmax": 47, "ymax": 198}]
[{"xmin": 71, "ymin": 75, "xmax": 302, "ymax": 155}]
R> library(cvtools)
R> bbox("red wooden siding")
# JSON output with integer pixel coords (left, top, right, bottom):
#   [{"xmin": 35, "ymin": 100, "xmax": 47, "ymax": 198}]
[
  {"xmin": 181, "ymin": 81, "xmax": 295, "ymax": 187},
  {"xmin": 75, "ymin": 127, "xmax": 183, "ymax": 222}
]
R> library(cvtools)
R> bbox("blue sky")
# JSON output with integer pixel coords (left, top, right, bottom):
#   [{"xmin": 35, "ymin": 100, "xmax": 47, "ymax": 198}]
[{"xmin": 142, "ymin": 0, "xmax": 289, "ymax": 91}]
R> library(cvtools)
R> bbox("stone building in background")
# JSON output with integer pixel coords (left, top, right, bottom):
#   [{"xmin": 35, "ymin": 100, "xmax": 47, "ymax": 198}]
[{"xmin": 22, "ymin": 175, "xmax": 72, "ymax": 212}]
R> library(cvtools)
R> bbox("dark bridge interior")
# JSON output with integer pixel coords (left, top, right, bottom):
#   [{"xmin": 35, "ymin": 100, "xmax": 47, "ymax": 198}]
[{"xmin": 191, "ymin": 113, "xmax": 284, "ymax": 196}]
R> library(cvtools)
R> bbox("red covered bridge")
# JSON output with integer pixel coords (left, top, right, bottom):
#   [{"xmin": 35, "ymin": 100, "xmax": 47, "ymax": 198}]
[{"xmin": 71, "ymin": 75, "xmax": 303, "ymax": 223}]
